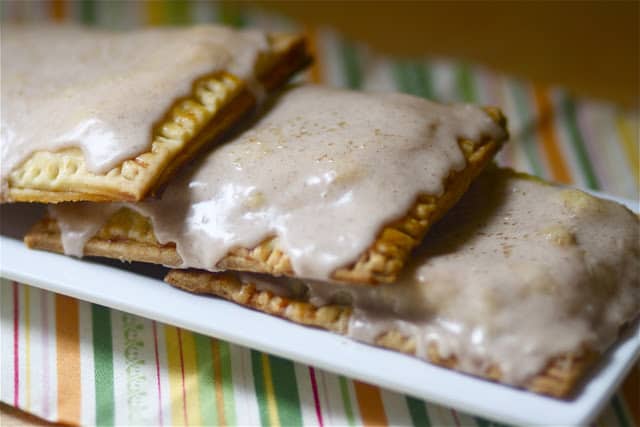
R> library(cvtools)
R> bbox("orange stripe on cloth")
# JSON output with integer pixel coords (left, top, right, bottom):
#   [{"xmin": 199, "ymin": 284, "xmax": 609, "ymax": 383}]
[
  {"xmin": 622, "ymin": 365, "xmax": 639, "ymax": 427},
  {"xmin": 304, "ymin": 26, "xmax": 323, "ymax": 84},
  {"xmin": 50, "ymin": 0, "xmax": 66, "ymax": 21},
  {"xmin": 533, "ymin": 86, "xmax": 572, "ymax": 184},
  {"xmin": 55, "ymin": 294, "xmax": 81, "ymax": 425},
  {"xmin": 354, "ymin": 381, "xmax": 388, "ymax": 427}
]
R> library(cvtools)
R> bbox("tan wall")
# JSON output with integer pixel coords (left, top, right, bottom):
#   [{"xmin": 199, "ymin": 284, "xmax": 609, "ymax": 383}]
[{"xmin": 254, "ymin": 1, "xmax": 639, "ymax": 108}]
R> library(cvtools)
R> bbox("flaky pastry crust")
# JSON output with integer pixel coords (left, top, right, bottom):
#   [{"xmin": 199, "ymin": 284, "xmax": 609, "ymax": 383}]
[
  {"xmin": 165, "ymin": 268, "xmax": 598, "ymax": 398},
  {"xmin": 5, "ymin": 33, "xmax": 311, "ymax": 203},
  {"xmin": 24, "ymin": 108, "xmax": 507, "ymax": 284}
]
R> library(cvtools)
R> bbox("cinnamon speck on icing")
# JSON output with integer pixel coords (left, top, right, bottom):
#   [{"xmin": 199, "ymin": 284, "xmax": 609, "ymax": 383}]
[
  {"xmin": 246, "ymin": 169, "xmax": 640, "ymax": 385},
  {"xmin": 50, "ymin": 85, "xmax": 505, "ymax": 279},
  {"xmin": 1, "ymin": 24, "xmax": 269, "ymax": 197}
]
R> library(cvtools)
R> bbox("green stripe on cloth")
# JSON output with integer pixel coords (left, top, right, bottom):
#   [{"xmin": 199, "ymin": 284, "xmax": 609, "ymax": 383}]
[
  {"xmin": 99, "ymin": 0, "xmax": 127, "ymax": 29},
  {"xmin": 392, "ymin": 61, "xmax": 435, "ymax": 99},
  {"xmin": 612, "ymin": 395, "xmax": 633, "ymax": 427},
  {"xmin": 251, "ymin": 350, "xmax": 270, "ymax": 427},
  {"xmin": 92, "ymin": 305, "xmax": 114, "ymax": 426},
  {"xmin": 510, "ymin": 81, "xmax": 546, "ymax": 177},
  {"xmin": 560, "ymin": 94, "xmax": 600, "ymax": 189},
  {"xmin": 474, "ymin": 416, "xmax": 492, "ymax": 427},
  {"xmin": 457, "ymin": 64, "xmax": 476, "ymax": 102},
  {"xmin": 194, "ymin": 334, "xmax": 218, "ymax": 424},
  {"xmin": 220, "ymin": 341, "xmax": 237, "ymax": 425},
  {"xmin": 411, "ymin": 61, "xmax": 435, "ymax": 100},
  {"xmin": 339, "ymin": 376, "xmax": 356, "ymax": 426},
  {"xmin": 406, "ymin": 396, "xmax": 431, "ymax": 427},
  {"xmin": 391, "ymin": 62, "xmax": 412, "ymax": 94},
  {"xmin": 165, "ymin": 0, "xmax": 190, "ymax": 25},
  {"xmin": 339, "ymin": 40, "xmax": 363, "ymax": 89},
  {"xmin": 80, "ymin": 0, "xmax": 95, "ymax": 24},
  {"xmin": 219, "ymin": 2, "xmax": 245, "ymax": 27},
  {"xmin": 269, "ymin": 355, "xmax": 303, "ymax": 427}
]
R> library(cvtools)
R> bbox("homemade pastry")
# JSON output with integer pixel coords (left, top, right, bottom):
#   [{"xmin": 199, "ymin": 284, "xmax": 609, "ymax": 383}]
[
  {"xmin": 1, "ymin": 25, "xmax": 310, "ymax": 202},
  {"xmin": 164, "ymin": 168, "xmax": 640, "ymax": 397},
  {"xmin": 25, "ymin": 85, "xmax": 508, "ymax": 284}
]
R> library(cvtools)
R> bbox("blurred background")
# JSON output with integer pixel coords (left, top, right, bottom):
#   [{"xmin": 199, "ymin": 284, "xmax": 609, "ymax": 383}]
[
  {"xmin": 261, "ymin": 1, "xmax": 639, "ymax": 108},
  {"xmin": 1, "ymin": 0, "xmax": 639, "ymax": 201},
  {"xmin": 2, "ymin": 1, "xmax": 638, "ymax": 107}
]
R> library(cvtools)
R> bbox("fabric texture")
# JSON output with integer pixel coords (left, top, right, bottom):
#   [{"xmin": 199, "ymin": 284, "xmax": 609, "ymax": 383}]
[{"xmin": 1, "ymin": 1, "xmax": 638, "ymax": 426}]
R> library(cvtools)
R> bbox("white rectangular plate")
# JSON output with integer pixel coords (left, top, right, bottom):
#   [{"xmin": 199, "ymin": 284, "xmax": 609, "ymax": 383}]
[{"xmin": 1, "ymin": 190, "xmax": 638, "ymax": 426}]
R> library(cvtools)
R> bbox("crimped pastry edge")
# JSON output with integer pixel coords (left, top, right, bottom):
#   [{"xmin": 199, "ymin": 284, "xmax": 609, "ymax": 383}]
[
  {"xmin": 4, "ymin": 33, "xmax": 310, "ymax": 203},
  {"xmin": 164, "ymin": 268, "xmax": 600, "ymax": 398},
  {"xmin": 24, "ymin": 109, "xmax": 507, "ymax": 284}
]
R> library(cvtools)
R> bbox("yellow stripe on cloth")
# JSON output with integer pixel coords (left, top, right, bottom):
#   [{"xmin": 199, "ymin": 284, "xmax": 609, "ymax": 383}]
[
  {"xmin": 180, "ymin": 330, "xmax": 202, "ymax": 426},
  {"xmin": 262, "ymin": 353, "xmax": 281, "ymax": 427},
  {"xmin": 165, "ymin": 326, "xmax": 188, "ymax": 426},
  {"xmin": 145, "ymin": 0, "xmax": 164, "ymax": 26},
  {"xmin": 212, "ymin": 339, "xmax": 227, "ymax": 426}
]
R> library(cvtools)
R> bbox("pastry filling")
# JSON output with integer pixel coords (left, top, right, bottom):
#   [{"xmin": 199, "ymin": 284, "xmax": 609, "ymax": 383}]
[
  {"xmin": 242, "ymin": 171, "xmax": 639, "ymax": 385},
  {"xmin": 49, "ymin": 85, "xmax": 506, "ymax": 280},
  {"xmin": 1, "ymin": 24, "xmax": 269, "ymax": 193}
]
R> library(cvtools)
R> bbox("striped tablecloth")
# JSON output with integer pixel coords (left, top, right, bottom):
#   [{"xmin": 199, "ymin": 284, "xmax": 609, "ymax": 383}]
[{"xmin": 1, "ymin": 1, "xmax": 638, "ymax": 426}]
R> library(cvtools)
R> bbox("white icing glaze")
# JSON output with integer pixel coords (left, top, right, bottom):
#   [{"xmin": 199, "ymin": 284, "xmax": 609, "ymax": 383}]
[
  {"xmin": 248, "ymin": 170, "xmax": 640, "ymax": 385},
  {"xmin": 49, "ymin": 203, "xmax": 122, "ymax": 257},
  {"xmin": 1, "ymin": 24, "xmax": 268, "ymax": 195},
  {"xmin": 50, "ymin": 85, "xmax": 505, "ymax": 279}
]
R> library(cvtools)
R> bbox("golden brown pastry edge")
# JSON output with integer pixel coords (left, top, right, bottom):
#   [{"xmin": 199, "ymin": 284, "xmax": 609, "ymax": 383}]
[
  {"xmin": 24, "ymin": 110, "xmax": 507, "ymax": 284},
  {"xmin": 164, "ymin": 268, "xmax": 599, "ymax": 399},
  {"xmin": 5, "ymin": 33, "xmax": 311, "ymax": 204}
]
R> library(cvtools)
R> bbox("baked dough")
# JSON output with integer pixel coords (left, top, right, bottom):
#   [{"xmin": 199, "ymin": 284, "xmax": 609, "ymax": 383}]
[
  {"xmin": 25, "ymin": 107, "xmax": 506, "ymax": 284},
  {"xmin": 160, "ymin": 168, "xmax": 639, "ymax": 398},
  {"xmin": 3, "ymin": 32, "xmax": 310, "ymax": 203},
  {"xmin": 163, "ymin": 268, "xmax": 597, "ymax": 398}
]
